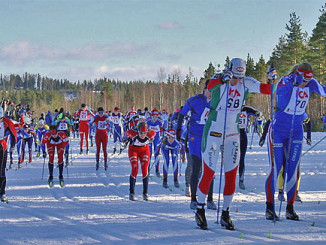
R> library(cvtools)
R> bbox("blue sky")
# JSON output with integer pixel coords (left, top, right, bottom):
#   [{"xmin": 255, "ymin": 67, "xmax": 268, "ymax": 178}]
[{"xmin": 0, "ymin": 0, "xmax": 325, "ymax": 82}]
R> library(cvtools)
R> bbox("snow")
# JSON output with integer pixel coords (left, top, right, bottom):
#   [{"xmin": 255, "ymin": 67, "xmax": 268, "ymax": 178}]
[{"xmin": 1, "ymin": 132, "xmax": 326, "ymax": 244}]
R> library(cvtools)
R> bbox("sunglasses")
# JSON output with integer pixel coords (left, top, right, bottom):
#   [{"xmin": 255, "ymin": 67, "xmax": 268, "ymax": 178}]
[
  {"xmin": 233, "ymin": 76, "xmax": 243, "ymax": 80},
  {"xmin": 139, "ymin": 132, "xmax": 146, "ymax": 135}
]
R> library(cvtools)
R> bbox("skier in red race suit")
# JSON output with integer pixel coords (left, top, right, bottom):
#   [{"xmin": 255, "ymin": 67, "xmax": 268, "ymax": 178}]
[
  {"xmin": 73, "ymin": 103, "xmax": 95, "ymax": 154},
  {"xmin": 125, "ymin": 121, "xmax": 155, "ymax": 201},
  {"xmin": 42, "ymin": 128, "xmax": 69, "ymax": 186},
  {"xmin": 0, "ymin": 107, "xmax": 17, "ymax": 202},
  {"xmin": 91, "ymin": 107, "xmax": 110, "ymax": 170}
]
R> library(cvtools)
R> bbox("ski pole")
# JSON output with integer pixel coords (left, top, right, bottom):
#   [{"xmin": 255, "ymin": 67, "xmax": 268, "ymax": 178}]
[
  {"xmin": 216, "ymin": 82, "xmax": 229, "ymax": 224},
  {"xmin": 249, "ymin": 124, "xmax": 255, "ymax": 149},
  {"xmin": 41, "ymin": 156, "xmax": 46, "ymax": 180},
  {"xmin": 301, "ymin": 135, "xmax": 326, "ymax": 157}
]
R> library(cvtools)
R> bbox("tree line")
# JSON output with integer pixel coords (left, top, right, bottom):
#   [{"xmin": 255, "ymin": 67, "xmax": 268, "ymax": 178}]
[{"xmin": 0, "ymin": 4, "xmax": 326, "ymax": 130}]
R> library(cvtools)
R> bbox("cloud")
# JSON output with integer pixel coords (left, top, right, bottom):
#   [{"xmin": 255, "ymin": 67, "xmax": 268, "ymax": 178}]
[
  {"xmin": 157, "ymin": 21, "xmax": 183, "ymax": 30},
  {"xmin": 50, "ymin": 64, "xmax": 204, "ymax": 82},
  {"xmin": 0, "ymin": 41, "xmax": 155, "ymax": 66}
]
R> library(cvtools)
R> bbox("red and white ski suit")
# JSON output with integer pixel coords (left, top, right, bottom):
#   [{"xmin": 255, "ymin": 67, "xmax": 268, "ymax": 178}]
[
  {"xmin": 126, "ymin": 129, "xmax": 156, "ymax": 178},
  {"xmin": 92, "ymin": 115, "xmax": 109, "ymax": 163},
  {"xmin": 73, "ymin": 109, "xmax": 95, "ymax": 150},
  {"xmin": 42, "ymin": 131, "xmax": 69, "ymax": 164}
]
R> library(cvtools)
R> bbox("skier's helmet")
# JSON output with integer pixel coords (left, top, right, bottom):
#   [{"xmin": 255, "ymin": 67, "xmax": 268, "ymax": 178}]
[{"xmin": 228, "ymin": 58, "xmax": 246, "ymax": 78}]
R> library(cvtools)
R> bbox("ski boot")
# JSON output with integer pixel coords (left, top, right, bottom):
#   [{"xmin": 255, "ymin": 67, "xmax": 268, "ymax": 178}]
[
  {"xmin": 119, "ymin": 148, "xmax": 123, "ymax": 154},
  {"xmin": 265, "ymin": 202, "xmax": 280, "ymax": 221},
  {"xmin": 48, "ymin": 175, "xmax": 54, "ymax": 188},
  {"xmin": 286, "ymin": 204, "xmax": 299, "ymax": 220},
  {"xmin": 155, "ymin": 169, "xmax": 160, "ymax": 178},
  {"xmin": 185, "ymin": 186, "xmax": 191, "ymax": 197},
  {"xmin": 18, "ymin": 162, "xmax": 22, "ymax": 169},
  {"xmin": 162, "ymin": 179, "xmax": 168, "ymax": 189},
  {"xmin": 295, "ymin": 192, "xmax": 302, "ymax": 203},
  {"xmin": 104, "ymin": 162, "xmax": 108, "ymax": 171},
  {"xmin": 59, "ymin": 175, "xmax": 64, "ymax": 188},
  {"xmin": 174, "ymin": 179, "xmax": 180, "ymax": 188},
  {"xmin": 239, "ymin": 180, "xmax": 245, "ymax": 190},
  {"xmin": 113, "ymin": 148, "xmax": 116, "ymax": 154},
  {"xmin": 80, "ymin": 148, "xmax": 83, "ymax": 154},
  {"xmin": 91, "ymin": 142, "xmax": 93, "ymax": 147},
  {"xmin": 9, "ymin": 160, "xmax": 14, "ymax": 169},
  {"xmin": 195, "ymin": 204, "xmax": 207, "ymax": 230},
  {"xmin": 143, "ymin": 193, "xmax": 149, "ymax": 201},
  {"xmin": 129, "ymin": 193, "xmax": 136, "ymax": 201},
  {"xmin": 95, "ymin": 162, "xmax": 99, "ymax": 171},
  {"xmin": 207, "ymin": 200, "xmax": 217, "ymax": 210},
  {"xmin": 0, "ymin": 194, "xmax": 8, "ymax": 203},
  {"xmin": 220, "ymin": 208, "xmax": 235, "ymax": 230},
  {"xmin": 86, "ymin": 148, "xmax": 89, "ymax": 154}
]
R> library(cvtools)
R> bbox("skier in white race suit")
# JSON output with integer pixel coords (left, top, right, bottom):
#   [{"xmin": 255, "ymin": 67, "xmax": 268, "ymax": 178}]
[{"xmin": 195, "ymin": 58, "xmax": 272, "ymax": 230}]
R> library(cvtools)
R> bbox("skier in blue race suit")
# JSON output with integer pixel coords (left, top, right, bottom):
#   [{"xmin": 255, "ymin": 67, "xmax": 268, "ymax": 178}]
[
  {"xmin": 147, "ymin": 109, "xmax": 164, "ymax": 175},
  {"xmin": 265, "ymin": 62, "xmax": 326, "ymax": 221},
  {"xmin": 176, "ymin": 80, "xmax": 216, "ymax": 210},
  {"xmin": 156, "ymin": 129, "xmax": 184, "ymax": 189}
]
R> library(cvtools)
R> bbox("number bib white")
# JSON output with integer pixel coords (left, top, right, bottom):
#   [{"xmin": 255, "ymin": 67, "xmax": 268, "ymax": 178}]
[
  {"xmin": 97, "ymin": 120, "xmax": 107, "ymax": 130},
  {"xmin": 57, "ymin": 122, "xmax": 68, "ymax": 131},
  {"xmin": 238, "ymin": 112, "xmax": 248, "ymax": 129},
  {"xmin": 284, "ymin": 87, "xmax": 309, "ymax": 115},
  {"xmin": 80, "ymin": 111, "xmax": 88, "ymax": 120}
]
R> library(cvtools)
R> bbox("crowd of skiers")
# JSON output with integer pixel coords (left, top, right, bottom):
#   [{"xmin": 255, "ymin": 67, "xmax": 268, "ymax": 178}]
[{"xmin": 0, "ymin": 58, "xmax": 325, "ymax": 232}]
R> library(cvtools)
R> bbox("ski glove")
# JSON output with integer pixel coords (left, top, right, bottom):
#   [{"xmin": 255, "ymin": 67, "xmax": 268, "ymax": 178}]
[
  {"xmin": 294, "ymin": 73, "xmax": 304, "ymax": 86},
  {"xmin": 222, "ymin": 70, "xmax": 233, "ymax": 83},
  {"xmin": 267, "ymin": 68, "xmax": 277, "ymax": 81}
]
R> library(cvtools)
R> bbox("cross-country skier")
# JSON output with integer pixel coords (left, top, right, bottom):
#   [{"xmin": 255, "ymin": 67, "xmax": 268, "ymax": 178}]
[
  {"xmin": 160, "ymin": 109, "xmax": 169, "ymax": 131},
  {"xmin": 35, "ymin": 119, "xmax": 49, "ymax": 158},
  {"xmin": 92, "ymin": 107, "xmax": 110, "ymax": 170},
  {"xmin": 20, "ymin": 124, "xmax": 34, "ymax": 164},
  {"xmin": 55, "ymin": 115, "xmax": 71, "ymax": 165},
  {"xmin": 195, "ymin": 58, "xmax": 271, "ymax": 230},
  {"xmin": 147, "ymin": 109, "xmax": 164, "ymax": 175},
  {"xmin": 125, "ymin": 121, "xmax": 155, "ymax": 201},
  {"xmin": 73, "ymin": 104, "xmax": 95, "ymax": 154},
  {"xmin": 110, "ymin": 107, "xmax": 123, "ymax": 154},
  {"xmin": 156, "ymin": 129, "xmax": 184, "ymax": 188},
  {"xmin": 0, "ymin": 107, "xmax": 17, "ymax": 202},
  {"xmin": 124, "ymin": 106, "xmax": 137, "ymax": 131},
  {"xmin": 176, "ymin": 80, "xmax": 216, "ymax": 211},
  {"xmin": 42, "ymin": 127, "xmax": 69, "ymax": 187},
  {"xmin": 264, "ymin": 62, "xmax": 326, "ymax": 221}
]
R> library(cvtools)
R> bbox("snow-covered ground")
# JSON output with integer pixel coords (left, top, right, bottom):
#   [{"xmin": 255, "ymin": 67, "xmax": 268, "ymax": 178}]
[{"xmin": 1, "ymin": 132, "xmax": 326, "ymax": 244}]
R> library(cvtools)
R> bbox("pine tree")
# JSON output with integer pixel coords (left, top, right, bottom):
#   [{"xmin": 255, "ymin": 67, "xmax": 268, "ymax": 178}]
[
  {"xmin": 246, "ymin": 53, "xmax": 255, "ymax": 77},
  {"xmin": 308, "ymin": 3, "xmax": 326, "ymax": 82}
]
